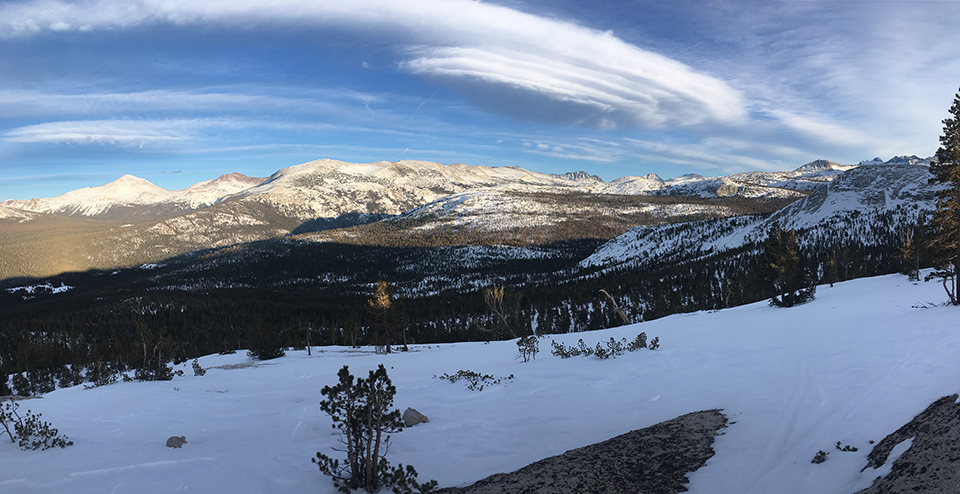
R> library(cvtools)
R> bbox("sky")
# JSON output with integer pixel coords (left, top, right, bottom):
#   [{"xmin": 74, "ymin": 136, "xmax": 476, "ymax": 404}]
[{"xmin": 1, "ymin": 0, "xmax": 959, "ymax": 200}]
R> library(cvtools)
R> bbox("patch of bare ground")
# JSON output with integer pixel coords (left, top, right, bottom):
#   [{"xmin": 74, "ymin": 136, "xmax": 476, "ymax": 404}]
[{"xmin": 436, "ymin": 409, "xmax": 727, "ymax": 494}]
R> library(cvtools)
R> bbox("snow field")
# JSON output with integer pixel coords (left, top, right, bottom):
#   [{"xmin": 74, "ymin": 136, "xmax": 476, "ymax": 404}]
[{"xmin": 1, "ymin": 272, "xmax": 958, "ymax": 494}]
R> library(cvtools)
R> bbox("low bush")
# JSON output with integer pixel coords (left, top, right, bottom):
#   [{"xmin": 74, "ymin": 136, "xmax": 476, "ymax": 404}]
[
  {"xmin": 1, "ymin": 401, "xmax": 73, "ymax": 450},
  {"xmin": 551, "ymin": 332, "xmax": 659, "ymax": 360},
  {"xmin": 435, "ymin": 370, "xmax": 514, "ymax": 391}
]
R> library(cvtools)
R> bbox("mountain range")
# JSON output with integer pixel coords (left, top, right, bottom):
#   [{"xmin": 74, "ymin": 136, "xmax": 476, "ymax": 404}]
[{"xmin": 0, "ymin": 156, "xmax": 931, "ymax": 281}]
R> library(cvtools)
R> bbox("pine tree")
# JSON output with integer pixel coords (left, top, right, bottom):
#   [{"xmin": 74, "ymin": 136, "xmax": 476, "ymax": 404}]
[
  {"xmin": 313, "ymin": 365, "xmax": 436, "ymax": 493},
  {"xmin": 926, "ymin": 87, "xmax": 960, "ymax": 305},
  {"xmin": 764, "ymin": 221, "xmax": 816, "ymax": 307}
]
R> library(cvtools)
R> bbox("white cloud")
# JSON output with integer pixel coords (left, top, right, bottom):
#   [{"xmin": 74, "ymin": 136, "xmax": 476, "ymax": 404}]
[
  {"xmin": 5, "ymin": 119, "xmax": 200, "ymax": 146},
  {"xmin": 0, "ymin": 88, "xmax": 381, "ymax": 119},
  {"xmin": 0, "ymin": 0, "xmax": 747, "ymax": 129}
]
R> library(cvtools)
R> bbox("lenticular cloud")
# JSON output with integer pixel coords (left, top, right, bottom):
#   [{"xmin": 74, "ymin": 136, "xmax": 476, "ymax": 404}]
[{"xmin": 0, "ymin": 0, "xmax": 746, "ymax": 129}]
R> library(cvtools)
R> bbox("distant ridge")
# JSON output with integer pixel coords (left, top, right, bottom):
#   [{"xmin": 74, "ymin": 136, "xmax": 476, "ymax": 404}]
[
  {"xmin": 550, "ymin": 171, "xmax": 604, "ymax": 183},
  {"xmin": 0, "ymin": 156, "xmax": 935, "ymax": 280}
]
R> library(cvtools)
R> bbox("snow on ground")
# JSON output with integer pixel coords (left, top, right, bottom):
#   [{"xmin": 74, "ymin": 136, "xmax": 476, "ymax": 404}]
[{"xmin": 2, "ymin": 273, "xmax": 958, "ymax": 494}]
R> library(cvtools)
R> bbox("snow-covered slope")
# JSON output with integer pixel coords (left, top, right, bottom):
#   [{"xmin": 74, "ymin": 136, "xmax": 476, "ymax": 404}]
[
  {"xmin": 581, "ymin": 162, "xmax": 937, "ymax": 271},
  {"xmin": 171, "ymin": 172, "xmax": 266, "ymax": 209},
  {"xmin": 1, "ymin": 175, "xmax": 176, "ymax": 217},
  {"xmin": 2, "ymin": 273, "xmax": 957, "ymax": 494},
  {"xmin": 0, "ymin": 205, "xmax": 40, "ymax": 222}
]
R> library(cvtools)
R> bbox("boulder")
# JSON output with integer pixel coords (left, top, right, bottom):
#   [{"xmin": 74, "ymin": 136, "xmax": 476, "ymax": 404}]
[{"xmin": 403, "ymin": 407, "xmax": 429, "ymax": 427}]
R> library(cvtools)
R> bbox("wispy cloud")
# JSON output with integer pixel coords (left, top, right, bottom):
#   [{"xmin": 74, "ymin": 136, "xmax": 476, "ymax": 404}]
[
  {"xmin": 0, "ymin": 0, "xmax": 747, "ymax": 130},
  {"xmin": 6, "ymin": 119, "xmax": 201, "ymax": 146},
  {"xmin": 0, "ymin": 88, "xmax": 382, "ymax": 119}
]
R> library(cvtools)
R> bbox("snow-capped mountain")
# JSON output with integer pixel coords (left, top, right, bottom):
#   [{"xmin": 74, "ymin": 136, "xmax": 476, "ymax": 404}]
[
  {"xmin": 0, "ymin": 158, "xmax": 864, "ymax": 224},
  {"xmin": 0, "ymin": 156, "xmax": 931, "ymax": 281},
  {"xmin": 0, "ymin": 205, "xmax": 41, "ymax": 222},
  {"xmin": 232, "ymin": 159, "xmax": 596, "ymax": 222},
  {"xmin": 581, "ymin": 161, "xmax": 937, "ymax": 272},
  {"xmin": 174, "ymin": 172, "xmax": 266, "ymax": 209},
  {"xmin": 1, "ymin": 173, "xmax": 265, "ymax": 220},
  {"xmin": 596, "ymin": 160, "xmax": 855, "ymax": 198}
]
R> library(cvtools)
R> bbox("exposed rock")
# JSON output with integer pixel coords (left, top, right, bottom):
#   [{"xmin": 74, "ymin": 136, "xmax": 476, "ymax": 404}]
[
  {"xmin": 403, "ymin": 407, "xmax": 429, "ymax": 427},
  {"xmin": 166, "ymin": 436, "xmax": 187, "ymax": 448},
  {"xmin": 436, "ymin": 409, "xmax": 726, "ymax": 494},
  {"xmin": 855, "ymin": 394, "xmax": 960, "ymax": 493}
]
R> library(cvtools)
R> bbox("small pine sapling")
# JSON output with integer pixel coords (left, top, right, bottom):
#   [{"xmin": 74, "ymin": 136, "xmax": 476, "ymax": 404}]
[
  {"xmin": 649, "ymin": 337, "xmax": 660, "ymax": 350},
  {"xmin": 627, "ymin": 332, "xmax": 648, "ymax": 351},
  {"xmin": 313, "ymin": 365, "xmax": 436, "ymax": 493},
  {"xmin": 835, "ymin": 441, "xmax": 858, "ymax": 452},
  {"xmin": 192, "ymin": 359, "xmax": 206, "ymax": 376},
  {"xmin": 516, "ymin": 334, "xmax": 539, "ymax": 362}
]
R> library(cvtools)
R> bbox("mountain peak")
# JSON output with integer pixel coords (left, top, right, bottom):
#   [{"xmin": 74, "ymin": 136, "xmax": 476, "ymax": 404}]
[
  {"xmin": 794, "ymin": 159, "xmax": 842, "ymax": 173},
  {"xmin": 551, "ymin": 171, "xmax": 604, "ymax": 183}
]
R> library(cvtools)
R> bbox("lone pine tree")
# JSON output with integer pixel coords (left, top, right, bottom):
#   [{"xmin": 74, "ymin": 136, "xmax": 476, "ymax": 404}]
[
  {"xmin": 313, "ymin": 364, "xmax": 436, "ymax": 493},
  {"xmin": 927, "ymin": 87, "xmax": 960, "ymax": 305},
  {"xmin": 764, "ymin": 221, "xmax": 816, "ymax": 307}
]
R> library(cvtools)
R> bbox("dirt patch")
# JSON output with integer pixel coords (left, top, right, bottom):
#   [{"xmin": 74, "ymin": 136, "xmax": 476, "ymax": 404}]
[{"xmin": 436, "ymin": 409, "xmax": 727, "ymax": 494}]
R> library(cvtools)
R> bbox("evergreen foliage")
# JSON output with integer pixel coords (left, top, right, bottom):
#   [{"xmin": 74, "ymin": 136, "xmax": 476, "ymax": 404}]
[
  {"xmin": 245, "ymin": 318, "xmax": 286, "ymax": 361},
  {"xmin": 313, "ymin": 365, "xmax": 436, "ymax": 493},
  {"xmin": 764, "ymin": 222, "xmax": 816, "ymax": 307},
  {"xmin": 191, "ymin": 359, "xmax": 206, "ymax": 376},
  {"xmin": 926, "ymin": 87, "xmax": 960, "ymax": 305},
  {"xmin": 1, "ymin": 400, "xmax": 73, "ymax": 450},
  {"xmin": 516, "ymin": 334, "xmax": 539, "ymax": 362},
  {"xmin": 551, "ymin": 332, "xmax": 658, "ymax": 359},
  {"xmin": 435, "ymin": 370, "xmax": 514, "ymax": 391}
]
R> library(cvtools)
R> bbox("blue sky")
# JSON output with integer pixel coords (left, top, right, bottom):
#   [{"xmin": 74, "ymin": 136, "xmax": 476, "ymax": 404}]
[{"xmin": 1, "ymin": 0, "xmax": 958, "ymax": 200}]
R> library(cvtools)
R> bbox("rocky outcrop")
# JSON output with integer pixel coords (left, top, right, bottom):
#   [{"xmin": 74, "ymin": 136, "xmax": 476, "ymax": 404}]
[
  {"xmin": 436, "ymin": 409, "xmax": 726, "ymax": 494},
  {"xmin": 855, "ymin": 395, "xmax": 960, "ymax": 493}
]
